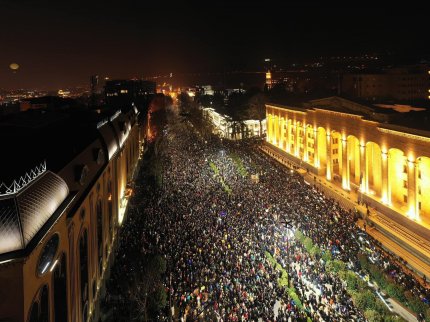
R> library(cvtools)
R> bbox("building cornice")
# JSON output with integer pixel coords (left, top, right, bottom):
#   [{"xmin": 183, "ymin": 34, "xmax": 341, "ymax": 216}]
[
  {"xmin": 377, "ymin": 127, "xmax": 430, "ymax": 143},
  {"xmin": 266, "ymin": 104, "xmax": 307, "ymax": 115}
]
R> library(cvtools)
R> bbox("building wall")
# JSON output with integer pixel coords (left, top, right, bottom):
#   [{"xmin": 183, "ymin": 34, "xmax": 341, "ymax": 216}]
[
  {"xmin": 0, "ymin": 117, "xmax": 141, "ymax": 322},
  {"xmin": 0, "ymin": 262, "xmax": 24, "ymax": 321},
  {"xmin": 266, "ymin": 101, "xmax": 430, "ymax": 227}
]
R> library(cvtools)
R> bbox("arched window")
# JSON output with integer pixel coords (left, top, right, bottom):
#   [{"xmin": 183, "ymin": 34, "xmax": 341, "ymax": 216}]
[
  {"xmin": 96, "ymin": 200, "xmax": 103, "ymax": 275},
  {"xmin": 37, "ymin": 234, "xmax": 59, "ymax": 276},
  {"xmin": 28, "ymin": 285, "xmax": 49, "ymax": 322},
  {"xmin": 28, "ymin": 300, "xmax": 39, "ymax": 322},
  {"xmin": 107, "ymin": 180, "xmax": 113, "ymax": 242},
  {"xmin": 79, "ymin": 230, "xmax": 89, "ymax": 322},
  {"xmin": 39, "ymin": 286, "xmax": 49, "ymax": 322},
  {"xmin": 53, "ymin": 254, "xmax": 68, "ymax": 322}
]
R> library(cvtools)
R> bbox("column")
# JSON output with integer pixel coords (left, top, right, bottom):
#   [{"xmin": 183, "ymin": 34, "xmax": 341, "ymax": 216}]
[
  {"xmin": 280, "ymin": 117, "xmax": 285, "ymax": 150},
  {"xmin": 303, "ymin": 125, "xmax": 308, "ymax": 162},
  {"xmin": 387, "ymin": 153, "xmax": 391, "ymax": 205},
  {"xmin": 342, "ymin": 138, "xmax": 350, "ymax": 190},
  {"xmin": 273, "ymin": 115, "xmax": 278, "ymax": 145},
  {"xmin": 360, "ymin": 143, "xmax": 367, "ymax": 193},
  {"xmin": 381, "ymin": 151, "xmax": 389, "ymax": 204},
  {"xmin": 286, "ymin": 119, "xmax": 291, "ymax": 153},
  {"xmin": 326, "ymin": 132, "xmax": 332, "ymax": 180},
  {"xmin": 407, "ymin": 159, "xmax": 418, "ymax": 219},
  {"xmin": 295, "ymin": 123, "xmax": 300, "ymax": 157},
  {"xmin": 271, "ymin": 115, "xmax": 276, "ymax": 143},
  {"xmin": 313, "ymin": 128, "xmax": 319, "ymax": 168},
  {"xmin": 266, "ymin": 114, "xmax": 271, "ymax": 142}
]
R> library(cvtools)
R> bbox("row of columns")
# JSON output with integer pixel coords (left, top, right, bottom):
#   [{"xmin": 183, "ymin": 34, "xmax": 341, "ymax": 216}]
[{"xmin": 266, "ymin": 114, "xmax": 420, "ymax": 219}]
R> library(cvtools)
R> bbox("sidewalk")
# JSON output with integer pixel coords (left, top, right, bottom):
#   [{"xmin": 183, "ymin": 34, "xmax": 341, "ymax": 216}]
[{"xmin": 259, "ymin": 144, "xmax": 430, "ymax": 289}]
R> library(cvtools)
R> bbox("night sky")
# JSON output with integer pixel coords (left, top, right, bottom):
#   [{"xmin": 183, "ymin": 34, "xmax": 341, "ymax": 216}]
[{"xmin": 1, "ymin": 1, "xmax": 429, "ymax": 90}]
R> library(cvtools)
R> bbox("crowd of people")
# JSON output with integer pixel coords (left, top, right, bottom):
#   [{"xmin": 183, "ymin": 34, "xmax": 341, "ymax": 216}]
[{"xmin": 104, "ymin": 113, "xmax": 429, "ymax": 321}]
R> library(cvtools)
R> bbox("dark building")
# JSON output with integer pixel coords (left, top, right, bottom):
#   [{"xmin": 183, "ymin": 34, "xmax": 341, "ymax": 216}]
[
  {"xmin": 104, "ymin": 79, "xmax": 156, "ymax": 109},
  {"xmin": 341, "ymin": 64, "xmax": 430, "ymax": 102},
  {"xmin": 20, "ymin": 96, "xmax": 79, "ymax": 112}
]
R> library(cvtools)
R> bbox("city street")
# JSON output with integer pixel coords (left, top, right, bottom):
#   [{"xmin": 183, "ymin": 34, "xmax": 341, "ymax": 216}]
[{"xmin": 103, "ymin": 112, "xmax": 429, "ymax": 321}]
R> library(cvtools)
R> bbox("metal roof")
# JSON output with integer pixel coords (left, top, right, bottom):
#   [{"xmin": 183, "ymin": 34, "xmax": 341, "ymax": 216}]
[
  {"xmin": 0, "ymin": 171, "xmax": 69, "ymax": 255},
  {"xmin": 98, "ymin": 123, "xmax": 120, "ymax": 160}
]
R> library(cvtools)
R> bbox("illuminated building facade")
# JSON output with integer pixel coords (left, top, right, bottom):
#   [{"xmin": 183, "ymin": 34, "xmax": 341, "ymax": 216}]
[
  {"xmin": 266, "ymin": 96, "xmax": 430, "ymax": 240},
  {"xmin": 0, "ymin": 107, "xmax": 141, "ymax": 322},
  {"xmin": 265, "ymin": 70, "xmax": 272, "ymax": 90},
  {"xmin": 202, "ymin": 107, "xmax": 266, "ymax": 139}
]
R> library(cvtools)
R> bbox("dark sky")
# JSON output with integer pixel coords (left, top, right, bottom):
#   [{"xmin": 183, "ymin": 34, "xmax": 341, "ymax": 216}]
[{"xmin": 0, "ymin": 1, "xmax": 429, "ymax": 90}]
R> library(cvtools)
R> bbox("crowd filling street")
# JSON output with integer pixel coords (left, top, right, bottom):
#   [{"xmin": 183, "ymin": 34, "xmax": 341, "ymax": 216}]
[{"xmin": 104, "ymin": 113, "xmax": 430, "ymax": 321}]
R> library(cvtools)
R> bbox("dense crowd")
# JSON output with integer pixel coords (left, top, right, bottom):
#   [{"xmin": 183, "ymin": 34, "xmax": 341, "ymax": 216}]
[{"xmin": 104, "ymin": 114, "xmax": 429, "ymax": 321}]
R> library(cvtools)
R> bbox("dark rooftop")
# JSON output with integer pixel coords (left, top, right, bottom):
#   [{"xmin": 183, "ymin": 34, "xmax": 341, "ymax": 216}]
[{"xmin": 0, "ymin": 107, "xmax": 115, "ymax": 185}]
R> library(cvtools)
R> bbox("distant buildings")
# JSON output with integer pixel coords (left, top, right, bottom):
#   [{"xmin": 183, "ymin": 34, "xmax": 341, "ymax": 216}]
[
  {"xmin": 197, "ymin": 85, "xmax": 215, "ymax": 96},
  {"xmin": 341, "ymin": 64, "xmax": 430, "ymax": 102},
  {"xmin": 20, "ymin": 96, "xmax": 78, "ymax": 111},
  {"xmin": 105, "ymin": 79, "xmax": 156, "ymax": 107}
]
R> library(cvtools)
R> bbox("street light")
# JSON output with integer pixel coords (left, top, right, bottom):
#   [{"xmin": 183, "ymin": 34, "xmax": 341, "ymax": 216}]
[{"xmin": 279, "ymin": 218, "xmax": 293, "ymax": 288}]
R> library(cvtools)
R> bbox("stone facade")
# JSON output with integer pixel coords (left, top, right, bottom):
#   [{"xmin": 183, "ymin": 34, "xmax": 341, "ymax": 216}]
[{"xmin": 266, "ymin": 97, "xmax": 430, "ymax": 228}]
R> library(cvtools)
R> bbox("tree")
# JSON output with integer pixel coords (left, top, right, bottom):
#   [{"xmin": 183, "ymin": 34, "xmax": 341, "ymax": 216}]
[
  {"xmin": 196, "ymin": 94, "xmax": 212, "ymax": 107},
  {"xmin": 130, "ymin": 254, "xmax": 167, "ymax": 321},
  {"xmin": 364, "ymin": 309, "xmax": 384, "ymax": 322},
  {"xmin": 178, "ymin": 92, "xmax": 192, "ymax": 111},
  {"xmin": 247, "ymin": 91, "xmax": 267, "ymax": 136}
]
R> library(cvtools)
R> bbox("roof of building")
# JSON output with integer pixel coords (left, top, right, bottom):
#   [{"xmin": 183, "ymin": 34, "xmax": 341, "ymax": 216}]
[
  {"xmin": 267, "ymin": 95, "xmax": 430, "ymax": 133},
  {"xmin": 0, "ymin": 171, "xmax": 69, "ymax": 255},
  {"xmin": 0, "ymin": 104, "xmax": 139, "ymax": 259},
  {"xmin": 0, "ymin": 106, "xmax": 138, "ymax": 184},
  {"xmin": 98, "ymin": 123, "xmax": 120, "ymax": 160}
]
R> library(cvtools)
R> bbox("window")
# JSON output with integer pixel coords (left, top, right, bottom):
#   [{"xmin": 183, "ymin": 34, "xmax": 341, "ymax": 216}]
[
  {"xmin": 403, "ymin": 165, "xmax": 407, "ymax": 173},
  {"xmin": 79, "ymin": 230, "xmax": 89, "ymax": 322},
  {"xmin": 419, "ymin": 202, "xmax": 422, "ymax": 210},
  {"xmin": 418, "ymin": 170, "xmax": 422, "ymax": 179},
  {"xmin": 404, "ymin": 195, "xmax": 408, "ymax": 203},
  {"xmin": 403, "ymin": 180, "xmax": 408, "ymax": 188},
  {"xmin": 97, "ymin": 200, "xmax": 104, "ymax": 276},
  {"xmin": 29, "ymin": 285, "xmax": 49, "ymax": 322},
  {"xmin": 37, "ymin": 234, "xmax": 60, "ymax": 276}
]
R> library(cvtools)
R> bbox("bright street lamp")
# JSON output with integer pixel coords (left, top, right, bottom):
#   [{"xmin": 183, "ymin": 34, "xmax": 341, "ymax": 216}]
[{"xmin": 279, "ymin": 218, "xmax": 293, "ymax": 288}]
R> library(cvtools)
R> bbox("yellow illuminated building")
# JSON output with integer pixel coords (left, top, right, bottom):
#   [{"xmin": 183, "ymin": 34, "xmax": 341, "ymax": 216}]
[
  {"xmin": 266, "ymin": 96, "xmax": 430, "ymax": 236},
  {"xmin": 0, "ymin": 107, "xmax": 141, "ymax": 322}
]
